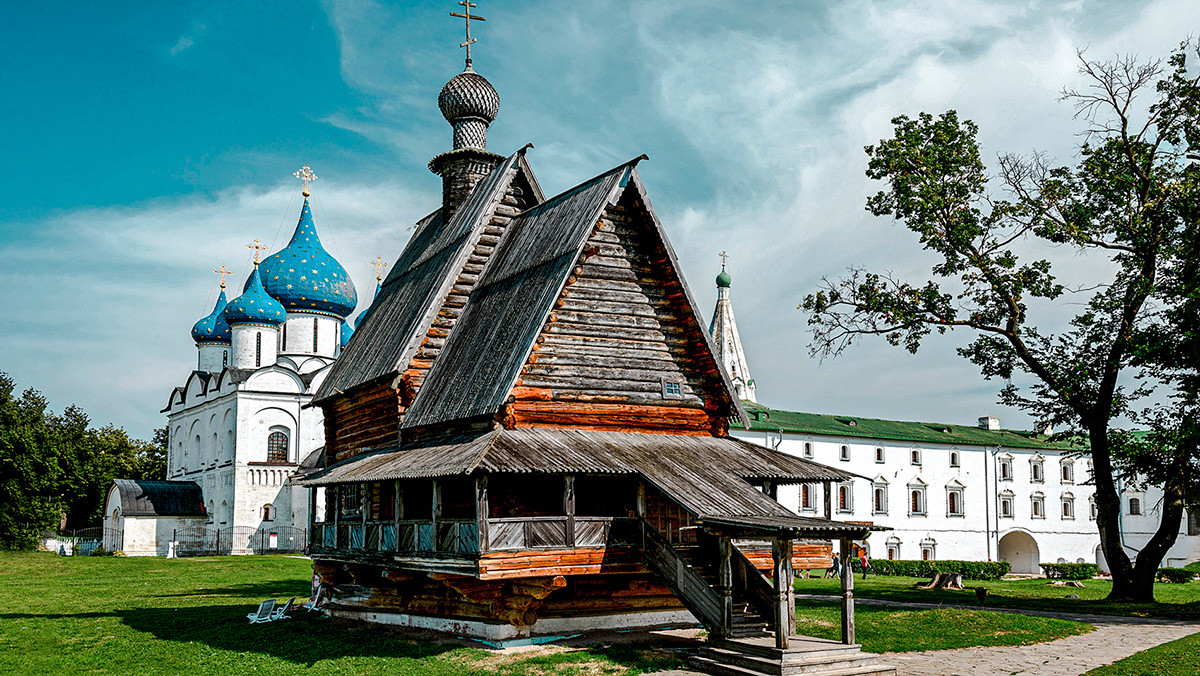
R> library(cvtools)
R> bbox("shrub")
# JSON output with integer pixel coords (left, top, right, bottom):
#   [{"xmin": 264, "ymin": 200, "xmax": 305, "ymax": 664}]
[
  {"xmin": 1040, "ymin": 563, "xmax": 1098, "ymax": 580},
  {"xmin": 864, "ymin": 559, "xmax": 1011, "ymax": 581},
  {"xmin": 1157, "ymin": 568, "xmax": 1195, "ymax": 584},
  {"xmin": 89, "ymin": 545, "xmax": 106, "ymax": 557},
  {"xmin": 111, "ymin": 550, "xmax": 127, "ymax": 558}
]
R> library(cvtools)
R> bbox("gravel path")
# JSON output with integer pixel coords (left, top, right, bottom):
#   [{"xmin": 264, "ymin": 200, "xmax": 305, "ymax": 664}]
[{"xmin": 798, "ymin": 595, "xmax": 1200, "ymax": 676}]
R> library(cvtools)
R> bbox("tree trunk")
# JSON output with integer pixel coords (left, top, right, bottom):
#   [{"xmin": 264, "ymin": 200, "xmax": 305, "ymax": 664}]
[
  {"xmin": 1089, "ymin": 425, "xmax": 1137, "ymax": 600},
  {"xmin": 1129, "ymin": 482, "xmax": 1185, "ymax": 601}
]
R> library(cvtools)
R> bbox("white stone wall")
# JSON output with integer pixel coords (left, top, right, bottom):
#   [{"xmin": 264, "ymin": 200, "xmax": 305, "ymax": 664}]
[
  {"xmin": 231, "ymin": 324, "xmax": 280, "ymax": 370},
  {"xmin": 197, "ymin": 343, "xmax": 230, "ymax": 373},
  {"xmin": 280, "ymin": 312, "xmax": 341, "ymax": 358}
]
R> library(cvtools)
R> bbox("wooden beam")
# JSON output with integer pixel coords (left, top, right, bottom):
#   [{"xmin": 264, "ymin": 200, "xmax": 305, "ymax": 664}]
[
  {"xmin": 823, "ymin": 481, "xmax": 833, "ymax": 520},
  {"xmin": 394, "ymin": 480, "xmax": 402, "ymax": 551},
  {"xmin": 772, "ymin": 539, "xmax": 790, "ymax": 650},
  {"xmin": 717, "ymin": 535, "xmax": 732, "ymax": 640},
  {"xmin": 432, "ymin": 479, "xmax": 441, "ymax": 552},
  {"xmin": 477, "ymin": 475, "xmax": 489, "ymax": 553},
  {"xmin": 840, "ymin": 538, "xmax": 855, "ymax": 645},
  {"xmin": 564, "ymin": 475, "xmax": 576, "ymax": 548}
]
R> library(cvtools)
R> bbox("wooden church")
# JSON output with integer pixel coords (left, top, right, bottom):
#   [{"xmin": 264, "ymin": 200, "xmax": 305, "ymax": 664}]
[{"xmin": 300, "ymin": 15, "xmax": 890, "ymax": 673}]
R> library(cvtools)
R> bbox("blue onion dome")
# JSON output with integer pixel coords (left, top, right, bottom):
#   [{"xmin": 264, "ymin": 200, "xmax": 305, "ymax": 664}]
[
  {"xmin": 191, "ymin": 289, "xmax": 231, "ymax": 344},
  {"xmin": 224, "ymin": 264, "xmax": 286, "ymax": 326},
  {"xmin": 354, "ymin": 280, "xmax": 382, "ymax": 330},
  {"xmin": 340, "ymin": 320, "xmax": 354, "ymax": 348},
  {"xmin": 256, "ymin": 197, "xmax": 357, "ymax": 318}
]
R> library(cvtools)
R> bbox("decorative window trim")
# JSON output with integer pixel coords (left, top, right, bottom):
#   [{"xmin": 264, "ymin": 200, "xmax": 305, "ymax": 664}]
[
  {"xmin": 875, "ymin": 447, "xmax": 885, "ymax": 464},
  {"xmin": 1030, "ymin": 455, "xmax": 1045, "ymax": 483},
  {"xmin": 872, "ymin": 481, "xmax": 888, "ymax": 515},
  {"xmin": 999, "ymin": 492, "xmax": 1014, "ymax": 518},
  {"xmin": 266, "ymin": 430, "xmax": 289, "ymax": 463},
  {"xmin": 1060, "ymin": 459, "xmax": 1075, "ymax": 484},
  {"xmin": 802, "ymin": 442, "xmax": 813, "ymax": 459},
  {"xmin": 837, "ymin": 482, "xmax": 854, "ymax": 513},
  {"xmin": 910, "ymin": 448, "xmax": 922, "ymax": 466},
  {"xmin": 1061, "ymin": 493, "xmax": 1075, "ymax": 520},
  {"xmin": 885, "ymin": 536, "xmax": 901, "ymax": 561},
  {"xmin": 920, "ymin": 539, "xmax": 936, "ymax": 561},
  {"xmin": 839, "ymin": 445, "xmax": 850, "ymax": 462},
  {"xmin": 1031, "ymin": 493, "xmax": 1046, "ymax": 519},
  {"xmin": 1089, "ymin": 495, "xmax": 1098, "ymax": 520},
  {"xmin": 1128, "ymin": 496, "xmax": 1143, "ymax": 516},
  {"xmin": 908, "ymin": 481, "xmax": 927, "ymax": 516},
  {"xmin": 946, "ymin": 485, "xmax": 965, "ymax": 517},
  {"xmin": 800, "ymin": 484, "xmax": 816, "ymax": 511}
]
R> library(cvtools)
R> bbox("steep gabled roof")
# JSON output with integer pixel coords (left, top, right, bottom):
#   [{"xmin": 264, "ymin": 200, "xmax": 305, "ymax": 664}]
[
  {"xmin": 401, "ymin": 160, "xmax": 749, "ymax": 430},
  {"xmin": 314, "ymin": 150, "xmax": 539, "ymax": 402}
]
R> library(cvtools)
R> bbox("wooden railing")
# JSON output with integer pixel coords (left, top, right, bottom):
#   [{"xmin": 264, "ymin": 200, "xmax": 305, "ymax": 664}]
[
  {"xmin": 310, "ymin": 519, "xmax": 477, "ymax": 557},
  {"xmin": 486, "ymin": 516, "xmax": 635, "ymax": 551},
  {"xmin": 638, "ymin": 519, "xmax": 724, "ymax": 632}
]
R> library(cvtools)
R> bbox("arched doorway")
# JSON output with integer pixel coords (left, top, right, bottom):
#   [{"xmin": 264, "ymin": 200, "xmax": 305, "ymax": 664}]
[
  {"xmin": 1095, "ymin": 544, "xmax": 1109, "ymax": 574},
  {"xmin": 999, "ymin": 531, "xmax": 1040, "ymax": 574}
]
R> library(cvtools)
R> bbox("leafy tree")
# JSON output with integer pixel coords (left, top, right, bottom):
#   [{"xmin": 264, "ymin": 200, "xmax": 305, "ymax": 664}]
[
  {"xmin": 0, "ymin": 372, "xmax": 168, "ymax": 547},
  {"xmin": 801, "ymin": 43, "xmax": 1199, "ymax": 601}
]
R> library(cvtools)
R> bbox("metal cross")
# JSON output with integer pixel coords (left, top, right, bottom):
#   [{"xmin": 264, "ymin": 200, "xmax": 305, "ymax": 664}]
[
  {"xmin": 293, "ymin": 163, "xmax": 318, "ymax": 196},
  {"xmin": 369, "ymin": 255, "xmax": 389, "ymax": 282},
  {"xmin": 449, "ymin": 1, "xmax": 485, "ymax": 69},
  {"xmin": 247, "ymin": 239, "xmax": 268, "ymax": 264},
  {"xmin": 719, "ymin": 250, "xmax": 729, "ymax": 268},
  {"xmin": 213, "ymin": 264, "xmax": 232, "ymax": 289}
]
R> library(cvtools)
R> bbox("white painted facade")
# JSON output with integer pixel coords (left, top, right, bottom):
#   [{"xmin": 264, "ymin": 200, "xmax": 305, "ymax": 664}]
[
  {"xmin": 163, "ymin": 353, "xmax": 331, "ymax": 554},
  {"xmin": 715, "ymin": 274, "xmax": 1200, "ymax": 571}
]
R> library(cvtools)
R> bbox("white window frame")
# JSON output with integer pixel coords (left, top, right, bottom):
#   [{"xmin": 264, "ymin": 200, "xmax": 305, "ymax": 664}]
[
  {"xmin": 1061, "ymin": 493, "xmax": 1075, "ymax": 520},
  {"xmin": 1031, "ymin": 493, "xmax": 1046, "ymax": 519},
  {"xmin": 999, "ymin": 491, "xmax": 1015, "ymax": 518},
  {"xmin": 803, "ymin": 442, "xmax": 813, "ymax": 459},
  {"xmin": 1129, "ymin": 496, "xmax": 1143, "ymax": 516},
  {"xmin": 946, "ymin": 484, "xmax": 965, "ymax": 517},
  {"xmin": 800, "ymin": 484, "xmax": 816, "ymax": 512},
  {"xmin": 875, "ymin": 447, "xmax": 885, "ymax": 463},
  {"xmin": 999, "ymin": 456, "xmax": 1013, "ymax": 482},
  {"xmin": 910, "ymin": 448, "xmax": 922, "ymax": 465},
  {"xmin": 949, "ymin": 450, "xmax": 960, "ymax": 468},
  {"xmin": 1060, "ymin": 459, "xmax": 1074, "ymax": 484},
  {"xmin": 837, "ymin": 482, "xmax": 854, "ymax": 513},
  {"xmin": 840, "ymin": 445, "xmax": 850, "ymax": 462},
  {"xmin": 920, "ymin": 539, "xmax": 937, "ymax": 561},
  {"xmin": 872, "ymin": 480, "xmax": 889, "ymax": 515},
  {"xmin": 1030, "ymin": 455, "xmax": 1045, "ymax": 483},
  {"xmin": 908, "ymin": 481, "xmax": 927, "ymax": 516}
]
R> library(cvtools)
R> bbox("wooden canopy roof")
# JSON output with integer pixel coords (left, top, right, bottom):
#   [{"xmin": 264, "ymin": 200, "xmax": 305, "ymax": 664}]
[{"xmin": 109, "ymin": 479, "xmax": 205, "ymax": 518}]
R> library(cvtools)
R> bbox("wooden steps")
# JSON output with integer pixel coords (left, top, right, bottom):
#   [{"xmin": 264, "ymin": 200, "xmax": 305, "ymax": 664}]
[{"xmin": 689, "ymin": 638, "xmax": 895, "ymax": 676}]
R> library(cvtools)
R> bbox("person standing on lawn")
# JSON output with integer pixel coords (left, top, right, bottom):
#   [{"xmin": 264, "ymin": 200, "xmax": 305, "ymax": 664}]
[
  {"xmin": 860, "ymin": 551, "xmax": 871, "ymax": 579},
  {"xmin": 827, "ymin": 552, "xmax": 841, "ymax": 579}
]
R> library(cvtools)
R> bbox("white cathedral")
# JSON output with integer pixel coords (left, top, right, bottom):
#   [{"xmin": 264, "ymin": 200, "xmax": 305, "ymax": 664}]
[{"xmin": 105, "ymin": 169, "xmax": 376, "ymax": 556}]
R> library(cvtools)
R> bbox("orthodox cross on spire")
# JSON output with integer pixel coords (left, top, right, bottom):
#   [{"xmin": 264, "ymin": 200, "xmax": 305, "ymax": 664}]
[
  {"xmin": 247, "ymin": 239, "xmax": 268, "ymax": 264},
  {"xmin": 213, "ymin": 264, "xmax": 232, "ymax": 289},
  {"xmin": 449, "ymin": 1, "xmax": 485, "ymax": 70},
  {"xmin": 369, "ymin": 255, "xmax": 389, "ymax": 282},
  {"xmin": 293, "ymin": 163, "xmax": 318, "ymax": 196},
  {"xmin": 719, "ymin": 250, "xmax": 729, "ymax": 269}
]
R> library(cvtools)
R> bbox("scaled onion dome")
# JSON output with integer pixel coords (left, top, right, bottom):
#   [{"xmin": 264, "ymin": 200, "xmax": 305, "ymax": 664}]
[
  {"xmin": 438, "ymin": 66, "xmax": 499, "ymax": 151},
  {"xmin": 256, "ymin": 197, "xmax": 357, "ymax": 318},
  {"xmin": 191, "ymin": 289, "xmax": 232, "ymax": 344},
  {"xmin": 225, "ymin": 264, "xmax": 286, "ymax": 326}
]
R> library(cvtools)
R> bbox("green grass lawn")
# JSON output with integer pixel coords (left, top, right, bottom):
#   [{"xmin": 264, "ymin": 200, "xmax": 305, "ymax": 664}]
[
  {"xmin": 1086, "ymin": 632, "xmax": 1200, "ymax": 675},
  {"xmin": 794, "ymin": 602, "xmax": 1091, "ymax": 653},
  {"xmin": 794, "ymin": 573, "xmax": 1200, "ymax": 620},
  {"xmin": 0, "ymin": 553, "xmax": 1096, "ymax": 674}
]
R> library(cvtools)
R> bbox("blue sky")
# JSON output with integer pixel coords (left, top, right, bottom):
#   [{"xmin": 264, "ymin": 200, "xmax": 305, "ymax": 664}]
[{"xmin": 0, "ymin": 0, "xmax": 1193, "ymax": 439}]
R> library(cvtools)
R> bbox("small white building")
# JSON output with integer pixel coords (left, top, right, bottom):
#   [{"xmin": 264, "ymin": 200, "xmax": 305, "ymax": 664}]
[
  {"xmin": 710, "ymin": 265, "xmax": 1200, "ymax": 572},
  {"xmin": 102, "ymin": 479, "xmax": 207, "ymax": 556}
]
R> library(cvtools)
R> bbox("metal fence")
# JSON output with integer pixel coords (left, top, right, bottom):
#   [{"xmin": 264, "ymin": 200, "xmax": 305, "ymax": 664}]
[
  {"xmin": 55, "ymin": 528, "xmax": 122, "ymax": 556},
  {"xmin": 174, "ymin": 526, "xmax": 307, "ymax": 556}
]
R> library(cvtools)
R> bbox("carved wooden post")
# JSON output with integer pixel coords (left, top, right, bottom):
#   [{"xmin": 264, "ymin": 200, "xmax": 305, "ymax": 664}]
[
  {"xmin": 772, "ymin": 539, "xmax": 790, "ymax": 649},
  {"xmin": 431, "ymin": 479, "xmax": 441, "ymax": 552},
  {"xmin": 784, "ymin": 538, "xmax": 796, "ymax": 636},
  {"xmin": 308, "ymin": 485, "xmax": 318, "ymax": 539},
  {"xmin": 840, "ymin": 538, "xmax": 855, "ymax": 644},
  {"xmin": 331, "ymin": 486, "xmax": 340, "ymax": 549},
  {"xmin": 476, "ymin": 475, "xmax": 489, "ymax": 552},
  {"xmin": 636, "ymin": 481, "xmax": 647, "ymax": 518},
  {"xmin": 823, "ymin": 481, "xmax": 833, "ymax": 520},
  {"xmin": 564, "ymin": 475, "xmax": 576, "ymax": 547},
  {"xmin": 717, "ymin": 535, "xmax": 733, "ymax": 639}
]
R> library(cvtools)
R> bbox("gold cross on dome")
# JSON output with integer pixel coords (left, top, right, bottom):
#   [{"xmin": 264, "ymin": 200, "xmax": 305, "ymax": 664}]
[
  {"xmin": 449, "ymin": 1, "xmax": 485, "ymax": 68},
  {"xmin": 719, "ymin": 250, "xmax": 729, "ymax": 269},
  {"xmin": 247, "ymin": 239, "xmax": 268, "ymax": 264},
  {"xmin": 213, "ymin": 264, "xmax": 232, "ymax": 289},
  {"xmin": 293, "ymin": 163, "xmax": 318, "ymax": 196},
  {"xmin": 369, "ymin": 255, "xmax": 389, "ymax": 282}
]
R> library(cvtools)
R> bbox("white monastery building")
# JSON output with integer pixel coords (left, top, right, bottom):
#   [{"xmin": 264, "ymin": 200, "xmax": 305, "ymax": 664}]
[{"xmin": 711, "ymin": 266, "xmax": 1200, "ymax": 572}]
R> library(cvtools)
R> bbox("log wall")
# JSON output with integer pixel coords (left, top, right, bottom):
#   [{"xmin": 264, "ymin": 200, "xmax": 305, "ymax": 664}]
[
  {"xmin": 323, "ymin": 380, "xmax": 403, "ymax": 462},
  {"xmin": 511, "ymin": 188, "xmax": 727, "ymax": 436}
]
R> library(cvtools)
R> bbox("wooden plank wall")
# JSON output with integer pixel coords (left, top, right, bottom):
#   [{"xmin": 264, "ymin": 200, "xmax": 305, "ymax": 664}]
[{"xmin": 509, "ymin": 188, "xmax": 725, "ymax": 436}]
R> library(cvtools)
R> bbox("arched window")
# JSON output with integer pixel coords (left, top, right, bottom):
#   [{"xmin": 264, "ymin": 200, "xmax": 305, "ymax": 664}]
[
  {"xmin": 921, "ymin": 539, "xmax": 936, "ymax": 561},
  {"xmin": 873, "ymin": 487, "xmax": 887, "ymax": 514},
  {"xmin": 839, "ymin": 445, "xmax": 850, "ymax": 461},
  {"xmin": 1129, "ymin": 497, "xmax": 1142, "ymax": 515},
  {"xmin": 262, "ymin": 504, "xmax": 274, "ymax": 522},
  {"xmin": 999, "ymin": 457, "xmax": 1012, "ymax": 480},
  {"xmin": 1031, "ymin": 493, "xmax": 1046, "ymax": 518},
  {"xmin": 999, "ymin": 492, "xmax": 1014, "ymax": 518},
  {"xmin": 267, "ymin": 431, "xmax": 288, "ymax": 462},
  {"xmin": 910, "ymin": 449, "xmax": 922, "ymax": 465},
  {"xmin": 837, "ymin": 483, "xmax": 852, "ymax": 512},
  {"xmin": 801, "ymin": 484, "xmax": 813, "ymax": 510},
  {"xmin": 282, "ymin": 323, "xmax": 288, "ymax": 350},
  {"xmin": 313, "ymin": 317, "xmax": 319, "ymax": 352},
  {"xmin": 949, "ymin": 451, "xmax": 960, "ymax": 468},
  {"xmin": 1061, "ymin": 494, "xmax": 1075, "ymax": 519},
  {"xmin": 255, "ymin": 332, "xmax": 262, "ymax": 367},
  {"xmin": 803, "ymin": 442, "xmax": 813, "ymax": 458},
  {"xmin": 875, "ymin": 447, "xmax": 885, "ymax": 463},
  {"xmin": 947, "ymin": 490, "xmax": 962, "ymax": 516},
  {"xmin": 1061, "ymin": 460, "xmax": 1074, "ymax": 483},
  {"xmin": 886, "ymin": 537, "xmax": 901, "ymax": 560},
  {"xmin": 910, "ymin": 489, "xmax": 925, "ymax": 515},
  {"xmin": 222, "ymin": 350, "xmax": 228, "ymax": 367}
]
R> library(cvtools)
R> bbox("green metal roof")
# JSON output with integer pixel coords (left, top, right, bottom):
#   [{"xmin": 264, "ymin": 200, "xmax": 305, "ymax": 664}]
[{"xmin": 734, "ymin": 403, "xmax": 1077, "ymax": 451}]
